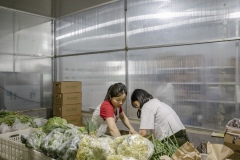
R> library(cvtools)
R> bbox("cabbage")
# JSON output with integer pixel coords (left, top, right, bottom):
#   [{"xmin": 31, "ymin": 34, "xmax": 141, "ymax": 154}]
[
  {"xmin": 91, "ymin": 137, "xmax": 115, "ymax": 159},
  {"xmin": 76, "ymin": 135, "xmax": 115, "ymax": 160},
  {"xmin": 42, "ymin": 117, "xmax": 69, "ymax": 133},
  {"xmin": 116, "ymin": 134, "xmax": 154, "ymax": 160},
  {"xmin": 76, "ymin": 134, "xmax": 153, "ymax": 160},
  {"xmin": 111, "ymin": 135, "xmax": 127, "ymax": 151},
  {"xmin": 76, "ymin": 135, "xmax": 95, "ymax": 160}
]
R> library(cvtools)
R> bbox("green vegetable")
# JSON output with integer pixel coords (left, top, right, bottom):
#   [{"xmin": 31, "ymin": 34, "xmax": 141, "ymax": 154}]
[
  {"xmin": 0, "ymin": 114, "xmax": 37, "ymax": 128},
  {"xmin": 40, "ymin": 128, "xmax": 65, "ymax": 158},
  {"xmin": 0, "ymin": 111, "xmax": 20, "ymax": 118},
  {"xmin": 86, "ymin": 120, "xmax": 97, "ymax": 136},
  {"xmin": 57, "ymin": 135, "xmax": 81, "ymax": 160},
  {"xmin": 22, "ymin": 131, "xmax": 46, "ymax": 151},
  {"xmin": 78, "ymin": 126, "xmax": 87, "ymax": 133},
  {"xmin": 150, "ymin": 134, "xmax": 179, "ymax": 160}
]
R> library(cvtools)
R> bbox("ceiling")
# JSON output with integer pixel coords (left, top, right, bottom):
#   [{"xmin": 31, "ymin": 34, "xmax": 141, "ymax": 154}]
[{"xmin": 0, "ymin": 0, "xmax": 114, "ymax": 18}]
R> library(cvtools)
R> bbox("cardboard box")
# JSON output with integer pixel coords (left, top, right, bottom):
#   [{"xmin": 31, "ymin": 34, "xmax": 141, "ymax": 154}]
[
  {"xmin": 53, "ymin": 92, "xmax": 82, "ymax": 105},
  {"xmin": 62, "ymin": 114, "xmax": 82, "ymax": 126},
  {"xmin": 53, "ymin": 81, "xmax": 82, "ymax": 93},
  {"xmin": 224, "ymin": 132, "xmax": 240, "ymax": 160},
  {"xmin": 53, "ymin": 103, "xmax": 81, "ymax": 116}
]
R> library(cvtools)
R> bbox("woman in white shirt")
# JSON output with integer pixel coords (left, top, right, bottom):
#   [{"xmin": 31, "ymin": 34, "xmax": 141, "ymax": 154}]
[{"xmin": 131, "ymin": 89, "xmax": 189, "ymax": 147}]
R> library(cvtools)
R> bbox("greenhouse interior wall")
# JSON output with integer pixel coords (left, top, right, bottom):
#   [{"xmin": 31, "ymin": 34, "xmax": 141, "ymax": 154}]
[{"xmin": 1, "ymin": 0, "xmax": 240, "ymax": 147}]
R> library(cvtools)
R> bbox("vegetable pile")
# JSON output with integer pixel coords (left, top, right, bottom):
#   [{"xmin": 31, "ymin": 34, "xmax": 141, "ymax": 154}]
[
  {"xmin": 22, "ymin": 117, "xmax": 84, "ymax": 160},
  {"xmin": 21, "ymin": 117, "xmax": 154, "ymax": 160},
  {"xmin": 76, "ymin": 134, "xmax": 154, "ymax": 160},
  {"xmin": 0, "ymin": 110, "xmax": 43, "ymax": 133}
]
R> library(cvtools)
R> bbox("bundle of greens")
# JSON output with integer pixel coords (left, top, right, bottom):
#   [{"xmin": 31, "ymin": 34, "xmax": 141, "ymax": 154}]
[
  {"xmin": 86, "ymin": 120, "xmax": 97, "ymax": 136},
  {"xmin": 40, "ymin": 128, "xmax": 65, "ymax": 158},
  {"xmin": 56, "ymin": 135, "xmax": 81, "ymax": 160},
  {"xmin": 62, "ymin": 128, "xmax": 81, "ymax": 142},
  {"xmin": 21, "ymin": 130, "xmax": 46, "ymax": 151},
  {"xmin": 150, "ymin": 134, "xmax": 179, "ymax": 160}
]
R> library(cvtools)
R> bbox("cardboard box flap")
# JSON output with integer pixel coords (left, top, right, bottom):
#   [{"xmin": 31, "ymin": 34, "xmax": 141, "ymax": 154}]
[{"xmin": 224, "ymin": 132, "xmax": 240, "ymax": 145}]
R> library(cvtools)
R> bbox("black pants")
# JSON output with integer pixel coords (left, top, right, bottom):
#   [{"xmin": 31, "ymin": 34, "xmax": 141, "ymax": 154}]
[{"xmin": 169, "ymin": 129, "xmax": 189, "ymax": 147}]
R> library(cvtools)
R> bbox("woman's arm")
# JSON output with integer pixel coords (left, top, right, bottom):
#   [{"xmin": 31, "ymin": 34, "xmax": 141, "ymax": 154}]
[
  {"xmin": 119, "ymin": 112, "xmax": 138, "ymax": 134},
  {"xmin": 105, "ymin": 117, "xmax": 121, "ymax": 137}
]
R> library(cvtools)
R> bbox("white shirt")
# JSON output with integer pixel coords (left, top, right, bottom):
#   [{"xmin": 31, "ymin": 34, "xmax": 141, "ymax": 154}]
[{"xmin": 140, "ymin": 98, "xmax": 185, "ymax": 140}]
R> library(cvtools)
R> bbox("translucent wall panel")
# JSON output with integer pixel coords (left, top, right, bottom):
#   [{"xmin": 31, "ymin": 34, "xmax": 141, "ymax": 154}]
[
  {"xmin": 14, "ymin": 13, "xmax": 52, "ymax": 56},
  {"xmin": 0, "ymin": 55, "xmax": 13, "ymax": 71},
  {"xmin": 0, "ymin": 9, "xmax": 14, "ymax": 54},
  {"xmin": 0, "ymin": 7, "xmax": 53, "ymax": 112},
  {"xmin": 0, "ymin": 56, "xmax": 52, "ymax": 111},
  {"xmin": 128, "ymin": 41, "xmax": 239, "ymax": 130},
  {"xmin": 127, "ymin": 0, "xmax": 240, "ymax": 47},
  {"xmin": 0, "ymin": 8, "xmax": 52, "ymax": 56},
  {"xmin": 56, "ymin": 1, "xmax": 124, "ymax": 55},
  {"xmin": 56, "ymin": 51, "xmax": 125, "ymax": 110}
]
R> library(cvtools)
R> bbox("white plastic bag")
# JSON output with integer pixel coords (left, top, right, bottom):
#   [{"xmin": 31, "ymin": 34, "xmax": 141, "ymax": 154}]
[
  {"xmin": 0, "ymin": 123, "xmax": 11, "ymax": 134},
  {"xmin": 96, "ymin": 123, "xmax": 108, "ymax": 137},
  {"xmin": 34, "ymin": 118, "xmax": 47, "ymax": 127},
  {"xmin": 11, "ymin": 119, "xmax": 31, "ymax": 131}
]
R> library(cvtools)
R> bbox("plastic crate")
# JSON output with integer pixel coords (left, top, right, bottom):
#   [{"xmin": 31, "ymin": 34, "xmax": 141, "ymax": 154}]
[
  {"xmin": 0, "ymin": 128, "xmax": 32, "ymax": 160},
  {"xmin": 0, "ymin": 127, "xmax": 56, "ymax": 160},
  {"xmin": 29, "ymin": 149, "xmax": 55, "ymax": 160}
]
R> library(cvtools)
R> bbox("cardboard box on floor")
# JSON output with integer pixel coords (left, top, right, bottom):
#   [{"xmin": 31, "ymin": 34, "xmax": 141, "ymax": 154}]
[
  {"xmin": 62, "ymin": 114, "xmax": 82, "ymax": 126},
  {"xmin": 224, "ymin": 132, "xmax": 240, "ymax": 160},
  {"xmin": 53, "ymin": 92, "xmax": 82, "ymax": 105},
  {"xmin": 53, "ymin": 81, "xmax": 82, "ymax": 93},
  {"xmin": 53, "ymin": 103, "xmax": 82, "ymax": 117}
]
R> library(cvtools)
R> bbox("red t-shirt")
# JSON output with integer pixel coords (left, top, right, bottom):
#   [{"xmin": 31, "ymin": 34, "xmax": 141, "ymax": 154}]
[{"xmin": 100, "ymin": 100, "xmax": 123, "ymax": 120}]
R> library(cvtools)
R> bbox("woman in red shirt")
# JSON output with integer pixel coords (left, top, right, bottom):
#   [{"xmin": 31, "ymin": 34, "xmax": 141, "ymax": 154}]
[{"xmin": 92, "ymin": 82, "xmax": 137, "ymax": 137}]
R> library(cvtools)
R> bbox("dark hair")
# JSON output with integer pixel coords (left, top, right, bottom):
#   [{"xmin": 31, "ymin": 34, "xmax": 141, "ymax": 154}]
[
  {"xmin": 131, "ymin": 89, "xmax": 153, "ymax": 108},
  {"xmin": 104, "ymin": 83, "xmax": 127, "ymax": 100}
]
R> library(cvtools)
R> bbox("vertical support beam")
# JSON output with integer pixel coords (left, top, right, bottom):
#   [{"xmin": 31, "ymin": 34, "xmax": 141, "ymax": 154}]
[
  {"xmin": 124, "ymin": 0, "xmax": 129, "ymax": 115},
  {"xmin": 236, "ymin": 41, "xmax": 239, "ymax": 117}
]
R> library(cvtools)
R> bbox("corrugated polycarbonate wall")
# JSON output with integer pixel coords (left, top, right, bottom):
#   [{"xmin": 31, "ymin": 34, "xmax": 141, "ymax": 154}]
[
  {"xmin": 0, "ymin": 8, "xmax": 53, "ymax": 114},
  {"xmin": 55, "ymin": 0, "xmax": 240, "ymax": 131}
]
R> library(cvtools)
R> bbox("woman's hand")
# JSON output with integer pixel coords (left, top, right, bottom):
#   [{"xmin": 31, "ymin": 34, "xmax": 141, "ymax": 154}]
[{"xmin": 129, "ymin": 128, "xmax": 138, "ymax": 134}]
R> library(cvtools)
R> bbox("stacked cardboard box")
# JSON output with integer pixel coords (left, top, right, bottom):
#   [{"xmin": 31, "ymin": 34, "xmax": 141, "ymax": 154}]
[{"xmin": 53, "ymin": 81, "xmax": 82, "ymax": 126}]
